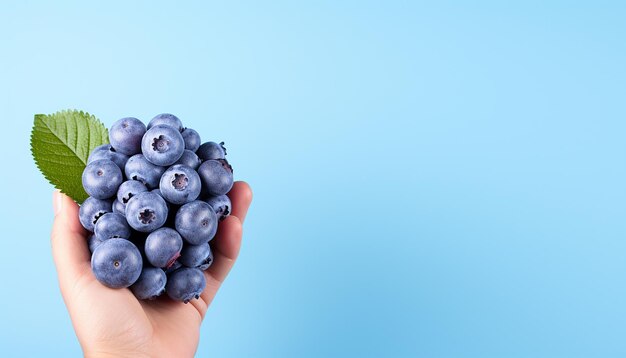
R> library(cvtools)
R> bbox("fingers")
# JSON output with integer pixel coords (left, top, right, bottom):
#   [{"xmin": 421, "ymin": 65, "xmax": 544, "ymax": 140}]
[
  {"xmin": 51, "ymin": 191, "xmax": 92, "ymax": 297},
  {"xmin": 208, "ymin": 216, "xmax": 243, "ymax": 282},
  {"xmin": 200, "ymin": 182, "xmax": 252, "ymax": 305},
  {"xmin": 228, "ymin": 181, "xmax": 253, "ymax": 223},
  {"xmin": 201, "ymin": 216, "xmax": 243, "ymax": 304}
]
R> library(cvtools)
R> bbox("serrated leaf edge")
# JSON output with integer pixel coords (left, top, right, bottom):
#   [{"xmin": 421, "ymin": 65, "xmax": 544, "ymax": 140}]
[{"xmin": 30, "ymin": 109, "xmax": 109, "ymax": 203}]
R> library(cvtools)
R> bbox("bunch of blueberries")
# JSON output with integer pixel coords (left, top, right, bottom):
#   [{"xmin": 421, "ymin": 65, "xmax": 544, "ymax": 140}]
[{"xmin": 79, "ymin": 114, "xmax": 233, "ymax": 303}]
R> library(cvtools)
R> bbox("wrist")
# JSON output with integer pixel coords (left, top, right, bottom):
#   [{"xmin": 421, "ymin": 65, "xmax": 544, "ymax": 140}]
[{"xmin": 85, "ymin": 349, "xmax": 151, "ymax": 358}]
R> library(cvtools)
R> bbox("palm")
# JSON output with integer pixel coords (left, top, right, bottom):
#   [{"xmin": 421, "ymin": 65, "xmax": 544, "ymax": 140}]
[
  {"xmin": 52, "ymin": 182, "xmax": 252, "ymax": 357},
  {"xmin": 71, "ymin": 278, "xmax": 203, "ymax": 357}
]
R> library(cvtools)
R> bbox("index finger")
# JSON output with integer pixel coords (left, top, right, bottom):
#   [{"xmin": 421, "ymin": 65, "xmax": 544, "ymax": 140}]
[{"xmin": 227, "ymin": 181, "xmax": 252, "ymax": 223}]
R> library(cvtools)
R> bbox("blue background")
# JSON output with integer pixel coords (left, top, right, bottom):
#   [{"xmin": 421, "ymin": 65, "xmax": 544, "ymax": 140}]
[{"xmin": 1, "ymin": 1, "xmax": 625, "ymax": 357}]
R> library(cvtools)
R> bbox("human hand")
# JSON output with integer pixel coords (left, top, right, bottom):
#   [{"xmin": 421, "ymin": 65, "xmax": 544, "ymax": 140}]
[{"xmin": 51, "ymin": 182, "xmax": 252, "ymax": 358}]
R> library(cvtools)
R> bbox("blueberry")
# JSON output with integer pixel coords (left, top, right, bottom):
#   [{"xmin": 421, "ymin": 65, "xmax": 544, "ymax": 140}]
[
  {"xmin": 79, "ymin": 197, "xmax": 113, "ymax": 232},
  {"xmin": 197, "ymin": 159, "xmax": 234, "ymax": 197},
  {"xmin": 91, "ymin": 238, "xmax": 143, "ymax": 288},
  {"xmin": 144, "ymin": 227, "xmax": 183, "ymax": 268},
  {"xmin": 130, "ymin": 267, "xmax": 167, "ymax": 300},
  {"xmin": 174, "ymin": 150, "xmax": 201, "ymax": 170},
  {"xmin": 150, "ymin": 187, "xmax": 171, "ymax": 206},
  {"xmin": 199, "ymin": 248, "xmax": 214, "ymax": 271},
  {"xmin": 179, "ymin": 243, "xmax": 213, "ymax": 270},
  {"xmin": 164, "ymin": 260, "xmax": 182, "ymax": 275},
  {"xmin": 94, "ymin": 212, "xmax": 131, "ymax": 241},
  {"xmin": 150, "ymin": 187, "xmax": 162, "ymax": 195},
  {"xmin": 125, "ymin": 191, "xmax": 169, "ymax": 232},
  {"xmin": 152, "ymin": 188, "xmax": 176, "ymax": 226},
  {"xmin": 141, "ymin": 125, "xmax": 185, "ymax": 166},
  {"xmin": 117, "ymin": 180, "xmax": 148, "ymax": 205},
  {"xmin": 147, "ymin": 113, "xmax": 183, "ymax": 132},
  {"xmin": 165, "ymin": 267, "xmax": 206, "ymax": 303},
  {"xmin": 109, "ymin": 117, "xmax": 147, "ymax": 156},
  {"xmin": 82, "ymin": 159, "xmax": 123, "ymax": 199},
  {"xmin": 124, "ymin": 154, "xmax": 166, "ymax": 189},
  {"xmin": 196, "ymin": 141, "xmax": 226, "ymax": 161},
  {"xmin": 159, "ymin": 164, "xmax": 202, "ymax": 205},
  {"xmin": 87, "ymin": 234, "xmax": 103, "ymax": 253},
  {"xmin": 181, "ymin": 128, "xmax": 201, "ymax": 152},
  {"xmin": 112, "ymin": 199, "xmax": 126, "ymax": 215},
  {"xmin": 175, "ymin": 200, "xmax": 218, "ymax": 245},
  {"xmin": 88, "ymin": 144, "xmax": 129, "ymax": 171},
  {"xmin": 204, "ymin": 194, "xmax": 231, "ymax": 220}
]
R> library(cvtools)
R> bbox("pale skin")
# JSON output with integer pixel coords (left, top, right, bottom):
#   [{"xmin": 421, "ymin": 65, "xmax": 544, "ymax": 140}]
[{"xmin": 51, "ymin": 182, "xmax": 253, "ymax": 358}]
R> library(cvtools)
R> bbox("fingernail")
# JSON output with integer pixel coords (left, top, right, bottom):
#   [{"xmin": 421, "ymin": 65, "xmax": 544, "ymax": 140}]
[{"xmin": 53, "ymin": 190, "xmax": 63, "ymax": 216}]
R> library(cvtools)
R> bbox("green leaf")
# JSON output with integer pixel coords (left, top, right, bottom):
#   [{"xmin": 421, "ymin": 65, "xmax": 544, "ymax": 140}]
[{"xmin": 30, "ymin": 110, "xmax": 109, "ymax": 203}]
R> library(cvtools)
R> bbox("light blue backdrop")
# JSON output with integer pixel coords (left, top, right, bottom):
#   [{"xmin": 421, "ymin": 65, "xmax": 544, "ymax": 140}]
[{"xmin": 1, "ymin": 1, "xmax": 626, "ymax": 357}]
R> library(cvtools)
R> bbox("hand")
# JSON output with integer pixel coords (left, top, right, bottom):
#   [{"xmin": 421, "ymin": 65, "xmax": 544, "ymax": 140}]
[{"xmin": 51, "ymin": 182, "xmax": 252, "ymax": 358}]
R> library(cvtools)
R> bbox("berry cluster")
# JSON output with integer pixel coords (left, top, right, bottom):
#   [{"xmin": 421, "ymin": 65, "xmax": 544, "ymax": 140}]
[{"xmin": 79, "ymin": 114, "xmax": 233, "ymax": 303}]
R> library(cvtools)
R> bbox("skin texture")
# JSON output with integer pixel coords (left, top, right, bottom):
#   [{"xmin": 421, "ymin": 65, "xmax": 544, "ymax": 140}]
[{"xmin": 51, "ymin": 181, "xmax": 252, "ymax": 358}]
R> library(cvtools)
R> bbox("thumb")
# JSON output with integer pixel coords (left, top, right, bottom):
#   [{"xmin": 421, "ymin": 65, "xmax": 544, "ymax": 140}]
[{"xmin": 51, "ymin": 191, "xmax": 92, "ymax": 297}]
